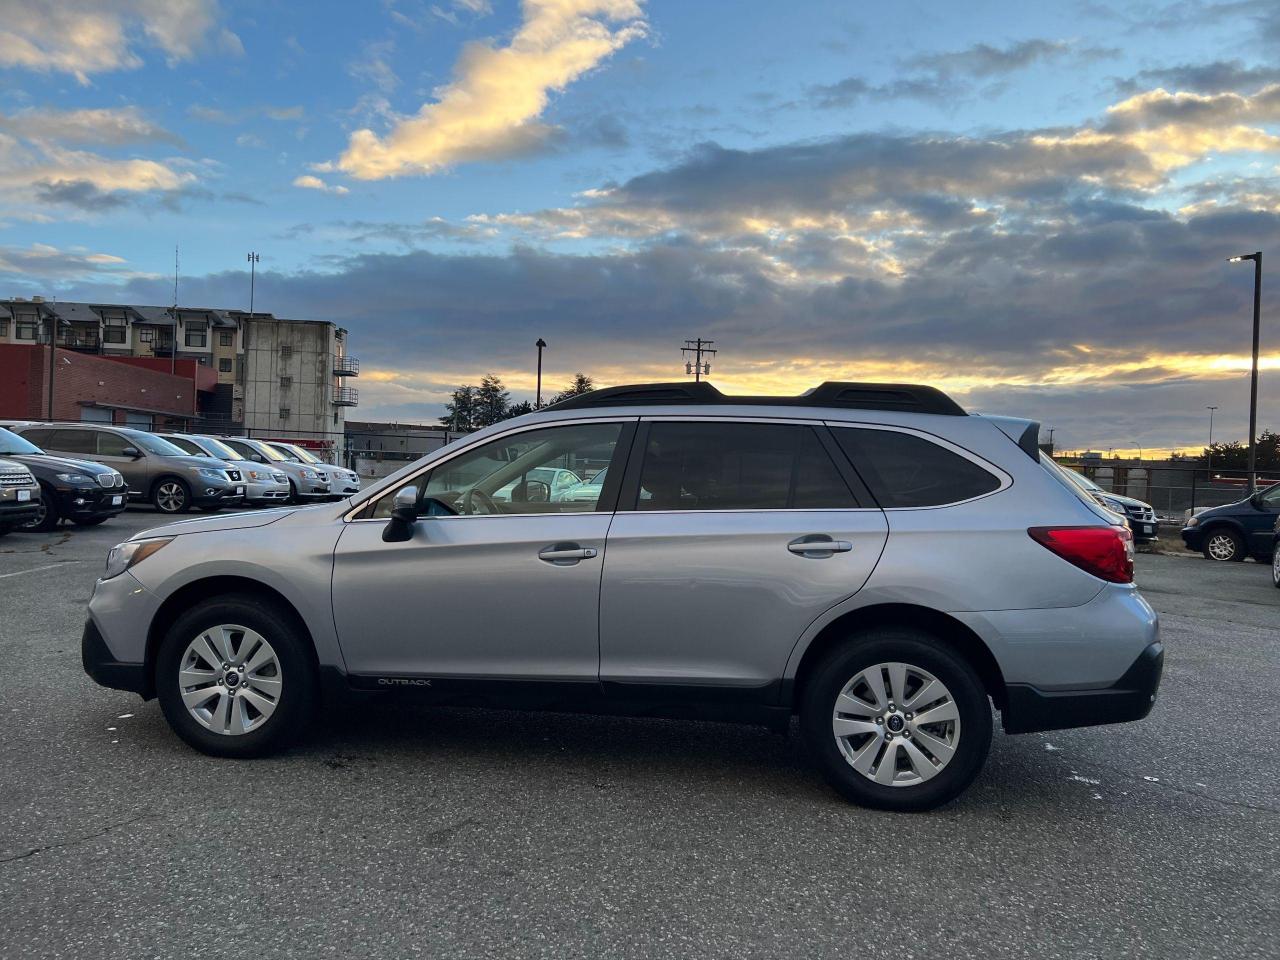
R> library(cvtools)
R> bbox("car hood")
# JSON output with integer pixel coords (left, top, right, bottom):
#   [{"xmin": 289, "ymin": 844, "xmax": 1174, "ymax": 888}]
[
  {"xmin": 133, "ymin": 506, "xmax": 296, "ymax": 540},
  {"xmin": 1193, "ymin": 497, "xmax": 1251, "ymax": 521},
  {"xmin": 4, "ymin": 453, "xmax": 114, "ymax": 475},
  {"xmin": 1096, "ymin": 491, "xmax": 1153, "ymax": 510}
]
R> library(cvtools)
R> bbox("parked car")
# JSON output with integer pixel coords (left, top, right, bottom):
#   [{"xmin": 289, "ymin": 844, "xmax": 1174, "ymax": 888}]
[
  {"xmin": 0, "ymin": 456, "xmax": 40, "ymax": 535},
  {"xmin": 264, "ymin": 441, "xmax": 361, "ymax": 498},
  {"xmin": 215, "ymin": 437, "xmax": 331, "ymax": 503},
  {"xmin": 493, "ymin": 465, "xmax": 582, "ymax": 502},
  {"xmin": 14, "ymin": 424, "xmax": 245, "ymax": 515},
  {"xmin": 1272, "ymin": 516, "xmax": 1280, "ymax": 588},
  {"xmin": 0, "ymin": 427, "xmax": 126, "ymax": 532},
  {"xmin": 1180, "ymin": 482, "xmax": 1280, "ymax": 562},
  {"xmin": 158, "ymin": 433, "xmax": 291, "ymax": 506},
  {"xmin": 1057, "ymin": 466, "xmax": 1159, "ymax": 542},
  {"xmin": 555, "ymin": 467, "xmax": 609, "ymax": 503},
  {"xmin": 83, "ymin": 381, "xmax": 1162, "ymax": 812}
]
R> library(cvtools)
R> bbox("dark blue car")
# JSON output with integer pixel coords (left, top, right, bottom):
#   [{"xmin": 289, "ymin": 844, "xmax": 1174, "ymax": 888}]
[{"xmin": 1182, "ymin": 483, "xmax": 1280, "ymax": 562}]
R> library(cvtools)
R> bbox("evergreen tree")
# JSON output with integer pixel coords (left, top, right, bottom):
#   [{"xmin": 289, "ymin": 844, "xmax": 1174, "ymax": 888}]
[
  {"xmin": 550, "ymin": 373, "xmax": 595, "ymax": 405},
  {"xmin": 440, "ymin": 385, "xmax": 477, "ymax": 431},
  {"xmin": 472, "ymin": 374, "xmax": 511, "ymax": 427},
  {"xmin": 506, "ymin": 399, "xmax": 534, "ymax": 418}
]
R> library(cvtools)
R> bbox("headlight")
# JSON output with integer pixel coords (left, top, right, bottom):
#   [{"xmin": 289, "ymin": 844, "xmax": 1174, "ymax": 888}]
[
  {"xmin": 247, "ymin": 470, "xmax": 264, "ymax": 480},
  {"xmin": 1186, "ymin": 516, "xmax": 1200, "ymax": 527},
  {"xmin": 56, "ymin": 472, "xmax": 94, "ymax": 484},
  {"xmin": 301, "ymin": 469, "xmax": 318, "ymax": 479},
  {"xmin": 197, "ymin": 467, "xmax": 226, "ymax": 481},
  {"xmin": 103, "ymin": 538, "xmax": 173, "ymax": 580}
]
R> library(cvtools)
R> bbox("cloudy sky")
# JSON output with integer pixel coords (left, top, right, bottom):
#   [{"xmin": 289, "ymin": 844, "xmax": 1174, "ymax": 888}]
[{"xmin": 2, "ymin": 0, "xmax": 1279, "ymax": 453}]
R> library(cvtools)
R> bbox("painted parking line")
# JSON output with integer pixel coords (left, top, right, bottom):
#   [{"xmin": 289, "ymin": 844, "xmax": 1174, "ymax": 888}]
[{"xmin": 0, "ymin": 561, "xmax": 88, "ymax": 580}]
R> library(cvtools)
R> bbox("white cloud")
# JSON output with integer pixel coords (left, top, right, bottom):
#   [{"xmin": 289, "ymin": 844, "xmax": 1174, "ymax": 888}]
[
  {"xmin": 0, "ymin": 106, "xmax": 181, "ymax": 146},
  {"xmin": 0, "ymin": 0, "xmax": 237, "ymax": 83},
  {"xmin": 0, "ymin": 134, "xmax": 194, "ymax": 205},
  {"xmin": 293, "ymin": 174, "xmax": 349, "ymax": 195},
  {"xmin": 0, "ymin": 242, "xmax": 154, "ymax": 279},
  {"xmin": 336, "ymin": 0, "xmax": 647, "ymax": 180}
]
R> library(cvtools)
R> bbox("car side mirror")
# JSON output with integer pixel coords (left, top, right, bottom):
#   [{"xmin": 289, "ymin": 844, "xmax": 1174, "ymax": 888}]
[
  {"xmin": 382, "ymin": 485, "xmax": 419, "ymax": 542},
  {"xmin": 512, "ymin": 479, "xmax": 551, "ymax": 503},
  {"xmin": 252, "ymin": 454, "xmax": 266, "ymax": 463},
  {"xmin": 121, "ymin": 446, "xmax": 142, "ymax": 458}
]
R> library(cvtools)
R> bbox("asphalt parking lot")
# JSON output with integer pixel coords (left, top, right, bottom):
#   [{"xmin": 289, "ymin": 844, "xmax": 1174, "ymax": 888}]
[{"xmin": 1, "ymin": 512, "xmax": 1277, "ymax": 960}]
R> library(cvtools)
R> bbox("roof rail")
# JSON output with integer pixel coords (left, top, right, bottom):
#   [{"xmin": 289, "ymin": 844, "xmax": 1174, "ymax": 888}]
[{"xmin": 547, "ymin": 381, "xmax": 966, "ymax": 416}]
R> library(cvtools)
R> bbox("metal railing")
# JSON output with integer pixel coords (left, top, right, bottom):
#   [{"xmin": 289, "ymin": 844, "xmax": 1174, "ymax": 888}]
[
  {"xmin": 333, "ymin": 355, "xmax": 360, "ymax": 376},
  {"xmin": 332, "ymin": 386, "xmax": 359, "ymax": 406}
]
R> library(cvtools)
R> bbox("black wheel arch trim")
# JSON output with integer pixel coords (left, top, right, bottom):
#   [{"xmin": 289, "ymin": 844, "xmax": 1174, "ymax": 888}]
[{"xmin": 1001, "ymin": 641, "xmax": 1163, "ymax": 734}]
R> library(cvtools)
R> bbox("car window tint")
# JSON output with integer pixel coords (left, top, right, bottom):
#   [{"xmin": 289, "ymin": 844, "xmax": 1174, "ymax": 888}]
[
  {"xmin": 369, "ymin": 422, "xmax": 622, "ymax": 519},
  {"xmin": 96, "ymin": 432, "xmax": 134, "ymax": 456},
  {"xmin": 832, "ymin": 428, "xmax": 1000, "ymax": 508},
  {"xmin": 636, "ymin": 422, "xmax": 855, "ymax": 511},
  {"xmin": 1259, "ymin": 484, "xmax": 1280, "ymax": 507},
  {"xmin": 166, "ymin": 437, "xmax": 202, "ymax": 455},
  {"xmin": 40, "ymin": 429, "xmax": 94, "ymax": 454}
]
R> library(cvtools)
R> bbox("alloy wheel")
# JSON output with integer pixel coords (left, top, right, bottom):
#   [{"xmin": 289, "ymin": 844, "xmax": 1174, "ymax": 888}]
[
  {"xmin": 831, "ymin": 662, "xmax": 961, "ymax": 787},
  {"xmin": 156, "ymin": 481, "xmax": 186, "ymax": 513},
  {"xmin": 20, "ymin": 499, "xmax": 47, "ymax": 530},
  {"xmin": 1206, "ymin": 532, "xmax": 1237, "ymax": 561},
  {"xmin": 177, "ymin": 624, "xmax": 283, "ymax": 736},
  {"xmin": 1272, "ymin": 548, "xmax": 1280, "ymax": 587}
]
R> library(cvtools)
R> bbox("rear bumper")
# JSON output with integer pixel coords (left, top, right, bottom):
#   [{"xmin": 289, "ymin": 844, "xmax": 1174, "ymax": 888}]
[
  {"xmin": 1002, "ymin": 641, "xmax": 1163, "ymax": 734},
  {"xmin": 82, "ymin": 618, "xmax": 149, "ymax": 697}
]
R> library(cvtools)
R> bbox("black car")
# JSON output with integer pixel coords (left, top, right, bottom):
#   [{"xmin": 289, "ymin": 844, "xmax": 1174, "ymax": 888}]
[
  {"xmin": 0, "ymin": 427, "xmax": 129, "ymax": 532},
  {"xmin": 1181, "ymin": 482, "xmax": 1280, "ymax": 562}
]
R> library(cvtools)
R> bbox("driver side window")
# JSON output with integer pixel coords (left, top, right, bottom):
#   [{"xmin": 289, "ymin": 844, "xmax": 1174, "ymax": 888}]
[{"xmin": 369, "ymin": 422, "xmax": 623, "ymax": 518}]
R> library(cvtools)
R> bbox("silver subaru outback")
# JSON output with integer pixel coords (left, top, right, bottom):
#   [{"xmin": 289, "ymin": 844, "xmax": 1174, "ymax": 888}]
[{"xmin": 82, "ymin": 382, "xmax": 1161, "ymax": 811}]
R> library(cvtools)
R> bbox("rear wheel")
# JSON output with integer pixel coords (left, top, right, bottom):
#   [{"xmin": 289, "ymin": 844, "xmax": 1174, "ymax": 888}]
[
  {"xmin": 153, "ymin": 478, "xmax": 190, "ymax": 515},
  {"xmin": 1203, "ymin": 528, "xmax": 1243, "ymax": 562},
  {"xmin": 156, "ymin": 595, "xmax": 317, "ymax": 757},
  {"xmin": 21, "ymin": 485, "xmax": 59, "ymax": 532},
  {"xmin": 800, "ymin": 629, "xmax": 992, "ymax": 811}
]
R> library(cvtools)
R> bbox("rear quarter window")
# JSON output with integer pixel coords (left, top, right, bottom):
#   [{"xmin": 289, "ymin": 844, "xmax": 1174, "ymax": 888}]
[{"xmin": 832, "ymin": 427, "xmax": 1001, "ymax": 508}]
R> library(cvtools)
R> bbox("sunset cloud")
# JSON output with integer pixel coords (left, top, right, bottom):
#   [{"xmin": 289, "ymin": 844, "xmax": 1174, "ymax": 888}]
[
  {"xmin": 292, "ymin": 174, "xmax": 349, "ymax": 195},
  {"xmin": 335, "ymin": 0, "xmax": 647, "ymax": 179}
]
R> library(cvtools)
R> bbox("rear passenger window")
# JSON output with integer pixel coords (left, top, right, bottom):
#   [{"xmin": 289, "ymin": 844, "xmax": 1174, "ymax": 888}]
[
  {"xmin": 36, "ymin": 429, "xmax": 94, "ymax": 454},
  {"xmin": 832, "ymin": 428, "xmax": 1001, "ymax": 508},
  {"xmin": 636, "ymin": 422, "xmax": 855, "ymax": 511}
]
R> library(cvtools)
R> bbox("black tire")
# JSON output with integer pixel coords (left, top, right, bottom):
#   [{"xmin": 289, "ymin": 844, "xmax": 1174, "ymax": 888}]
[
  {"xmin": 1201, "ymin": 527, "xmax": 1244, "ymax": 562},
  {"xmin": 22, "ymin": 485, "xmax": 59, "ymax": 532},
  {"xmin": 800, "ymin": 629, "xmax": 992, "ymax": 812},
  {"xmin": 287, "ymin": 479, "xmax": 300, "ymax": 504},
  {"xmin": 156, "ymin": 594, "xmax": 317, "ymax": 758},
  {"xmin": 152, "ymin": 477, "xmax": 191, "ymax": 515},
  {"xmin": 72, "ymin": 516, "xmax": 110, "ymax": 526}
]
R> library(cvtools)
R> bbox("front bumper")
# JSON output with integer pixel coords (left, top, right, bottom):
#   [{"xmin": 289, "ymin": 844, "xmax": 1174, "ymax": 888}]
[
  {"xmin": 1002, "ymin": 641, "xmax": 1164, "ymax": 734},
  {"xmin": 0, "ymin": 487, "xmax": 41, "ymax": 525},
  {"xmin": 191, "ymin": 481, "xmax": 246, "ymax": 506},
  {"xmin": 1181, "ymin": 526, "xmax": 1205, "ymax": 551},
  {"xmin": 56, "ymin": 485, "xmax": 129, "ymax": 520},
  {"xmin": 244, "ymin": 479, "xmax": 291, "ymax": 504},
  {"xmin": 1125, "ymin": 516, "xmax": 1158, "ymax": 542},
  {"xmin": 82, "ymin": 618, "xmax": 149, "ymax": 696}
]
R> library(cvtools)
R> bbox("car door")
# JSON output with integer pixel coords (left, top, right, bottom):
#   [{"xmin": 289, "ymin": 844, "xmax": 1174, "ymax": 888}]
[
  {"xmin": 598, "ymin": 418, "xmax": 888, "ymax": 698},
  {"xmin": 91, "ymin": 430, "xmax": 149, "ymax": 495},
  {"xmin": 1247, "ymin": 484, "xmax": 1280, "ymax": 554},
  {"xmin": 332, "ymin": 419, "xmax": 634, "ymax": 681}
]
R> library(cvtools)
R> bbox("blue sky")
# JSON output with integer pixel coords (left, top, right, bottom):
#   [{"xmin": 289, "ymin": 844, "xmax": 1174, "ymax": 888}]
[{"xmin": 2, "ymin": 0, "xmax": 1279, "ymax": 452}]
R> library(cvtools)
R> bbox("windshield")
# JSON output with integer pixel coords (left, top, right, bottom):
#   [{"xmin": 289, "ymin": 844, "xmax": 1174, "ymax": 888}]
[
  {"xmin": 0, "ymin": 427, "xmax": 42, "ymax": 455},
  {"xmin": 1040, "ymin": 454, "xmax": 1107, "ymax": 510},
  {"xmin": 129, "ymin": 432, "xmax": 190, "ymax": 457},
  {"xmin": 1065, "ymin": 468, "xmax": 1103, "ymax": 493},
  {"xmin": 278, "ymin": 442, "xmax": 322, "ymax": 464},
  {"xmin": 196, "ymin": 436, "xmax": 245, "ymax": 460},
  {"xmin": 248, "ymin": 440, "xmax": 287, "ymax": 461},
  {"xmin": 1260, "ymin": 483, "xmax": 1280, "ymax": 506}
]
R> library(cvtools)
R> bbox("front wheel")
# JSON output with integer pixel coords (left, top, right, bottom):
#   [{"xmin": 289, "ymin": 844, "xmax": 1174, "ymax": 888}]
[
  {"xmin": 156, "ymin": 595, "xmax": 317, "ymax": 757},
  {"xmin": 22, "ymin": 485, "xmax": 59, "ymax": 532},
  {"xmin": 1272, "ymin": 548, "xmax": 1280, "ymax": 588},
  {"xmin": 800, "ymin": 630, "xmax": 992, "ymax": 811},
  {"xmin": 153, "ymin": 478, "xmax": 190, "ymax": 514},
  {"xmin": 1202, "ymin": 528, "xmax": 1243, "ymax": 562}
]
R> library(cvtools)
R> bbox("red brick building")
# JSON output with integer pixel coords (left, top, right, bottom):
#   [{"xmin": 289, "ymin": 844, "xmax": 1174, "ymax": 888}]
[{"xmin": 0, "ymin": 344, "xmax": 217, "ymax": 430}]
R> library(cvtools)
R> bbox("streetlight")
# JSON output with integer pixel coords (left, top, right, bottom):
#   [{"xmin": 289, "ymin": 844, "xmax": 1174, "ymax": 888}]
[
  {"xmin": 1227, "ymin": 252, "xmax": 1263, "ymax": 492},
  {"xmin": 535, "ymin": 338, "xmax": 547, "ymax": 408},
  {"xmin": 247, "ymin": 252, "xmax": 260, "ymax": 315},
  {"xmin": 1206, "ymin": 405, "xmax": 1218, "ymax": 477}
]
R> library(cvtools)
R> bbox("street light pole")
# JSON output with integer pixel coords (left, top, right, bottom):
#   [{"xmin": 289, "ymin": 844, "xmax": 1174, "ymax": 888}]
[
  {"xmin": 1206, "ymin": 405, "xmax": 1218, "ymax": 477},
  {"xmin": 535, "ymin": 338, "xmax": 547, "ymax": 408},
  {"xmin": 1228, "ymin": 252, "xmax": 1263, "ymax": 492},
  {"xmin": 247, "ymin": 252, "xmax": 260, "ymax": 315}
]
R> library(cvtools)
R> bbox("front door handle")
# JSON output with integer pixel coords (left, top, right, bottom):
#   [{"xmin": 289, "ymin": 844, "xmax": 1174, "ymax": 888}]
[
  {"xmin": 787, "ymin": 535, "xmax": 853, "ymax": 558},
  {"xmin": 538, "ymin": 542, "xmax": 598, "ymax": 565}
]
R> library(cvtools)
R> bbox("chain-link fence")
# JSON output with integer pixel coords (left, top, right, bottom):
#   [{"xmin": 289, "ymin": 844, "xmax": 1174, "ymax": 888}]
[{"xmin": 1065, "ymin": 460, "xmax": 1280, "ymax": 521}]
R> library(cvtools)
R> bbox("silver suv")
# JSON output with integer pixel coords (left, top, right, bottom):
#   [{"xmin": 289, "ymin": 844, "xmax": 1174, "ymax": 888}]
[
  {"xmin": 17, "ymin": 424, "xmax": 245, "ymax": 515},
  {"xmin": 217, "ymin": 437, "xmax": 331, "ymax": 503},
  {"xmin": 82, "ymin": 382, "xmax": 1161, "ymax": 810}
]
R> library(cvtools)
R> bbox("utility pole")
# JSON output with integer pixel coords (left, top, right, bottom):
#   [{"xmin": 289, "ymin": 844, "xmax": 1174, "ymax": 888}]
[
  {"xmin": 1206, "ymin": 405, "xmax": 1218, "ymax": 478},
  {"xmin": 171, "ymin": 244, "xmax": 179, "ymax": 376},
  {"xmin": 681, "ymin": 338, "xmax": 716, "ymax": 382},
  {"xmin": 535, "ymin": 338, "xmax": 547, "ymax": 408},
  {"xmin": 45, "ymin": 304, "xmax": 56, "ymax": 420},
  {"xmin": 1228, "ymin": 251, "xmax": 1263, "ymax": 492},
  {"xmin": 247, "ymin": 252, "xmax": 259, "ymax": 315}
]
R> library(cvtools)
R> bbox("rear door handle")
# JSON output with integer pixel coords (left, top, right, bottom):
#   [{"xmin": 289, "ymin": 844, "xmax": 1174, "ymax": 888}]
[
  {"xmin": 538, "ymin": 542, "xmax": 598, "ymax": 564},
  {"xmin": 787, "ymin": 535, "xmax": 853, "ymax": 557}
]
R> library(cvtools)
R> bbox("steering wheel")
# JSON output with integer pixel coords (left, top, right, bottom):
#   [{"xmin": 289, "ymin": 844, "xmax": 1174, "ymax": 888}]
[{"xmin": 462, "ymin": 487, "xmax": 499, "ymax": 516}]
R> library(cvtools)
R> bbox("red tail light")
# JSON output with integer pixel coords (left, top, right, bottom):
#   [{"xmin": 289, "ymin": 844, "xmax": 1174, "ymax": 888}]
[{"xmin": 1028, "ymin": 525, "xmax": 1134, "ymax": 583}]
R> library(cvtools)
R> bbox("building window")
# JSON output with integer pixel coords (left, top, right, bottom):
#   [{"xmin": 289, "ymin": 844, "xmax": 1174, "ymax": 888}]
[
  {"xmin": 139, "ymin": 328, "xmax": 154, "ymax": 342},
  {"xmin": 185, "ymin": 322, "xmax": 208, "ymax": 347},
  {"xmin": 220, "ymin": 330, "xmax": 234, "ymax": 347},
  {"xmin": 280, "ymin": 344, "xmax": 293, "ymax": 360},
  {"xmin": 279, "ymin": 407, "xmax": 291, "ymax": 419},
  {"xmin": 280, "ymin": 375, "xmax": 292, "ymax": 389},
  {"xmin": 103, "ymin": 325, "xmax": 126, "ymax": 344},
  {"xmin": 218, "ymin": 358, "xmax": 233, "ymax": 373},
  {"xmin": 0, "ymin": 319, "xmax": 8, "ymax": 337},
  {"xmin": 16, "ymin": 322, "xmax": 37, "ymax": 340}
]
